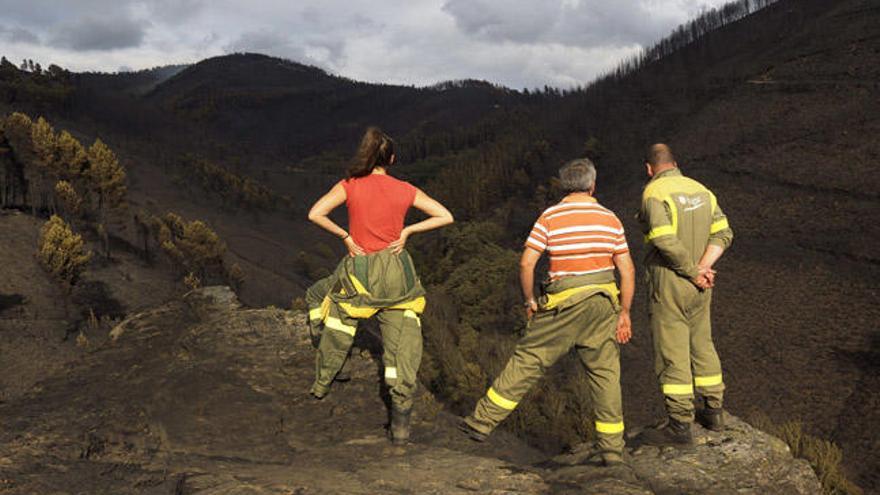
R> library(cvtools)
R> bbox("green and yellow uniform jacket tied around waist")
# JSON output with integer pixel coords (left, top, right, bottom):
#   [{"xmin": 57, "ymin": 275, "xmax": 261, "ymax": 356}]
[
  {"xmin": 465, "ymin": 271, "xmax": 627, "ymax": 458},
  {"xmin": 305, "ymin": 248, "xmax": 426, "ymax": 410},
  {"xmin": 639, "ymin": 168, "xmax": 734, "ymax": 423}
]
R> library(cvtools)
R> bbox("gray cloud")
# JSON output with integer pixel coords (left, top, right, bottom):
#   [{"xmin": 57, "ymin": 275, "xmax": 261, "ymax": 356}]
[
  {"xmin": 223, "ymin": 29, "xmax": 317, "ymax": 68},
  {"xmin": 0, "ymin": 25, "xmax": 40, "ymax": 44},
  {"xmin": 442, "ymin": 0, "xmax": 710, "ymax": 48},
  {"xmin": 441, "ymin": 0, "xmax": 558, "ymax": 45},
  {"xmin": 225, "ymin": 29, "xmax": 290, "ymax": 54},
  {"xmin": 142, "ymin": 0, "xmax": 206, "ymax": 25},
  {"xmin": 0, "ymin": 0, "xmax": 132, "ymax": 26},
  {"xmin": 0, "ymin": 0, "xmax": 733, "ymax": 88},
  {"xmin": 50, "ymin": 16, "xmax": 147, "ymax": 51}
]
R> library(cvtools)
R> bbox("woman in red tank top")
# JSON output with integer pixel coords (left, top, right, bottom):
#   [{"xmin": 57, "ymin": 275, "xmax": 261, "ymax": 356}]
[
  {"xmin": 307, "ymin": 126, "xmax": 453, "ymax": 444},
  {"xmin": 308, "ymin": 127, "xmax": 453, "ymax": 256}
]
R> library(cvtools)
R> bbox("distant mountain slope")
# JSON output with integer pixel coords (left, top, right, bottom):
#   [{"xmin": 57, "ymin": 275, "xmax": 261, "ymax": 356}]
[
  {"xmin": 145, "ymin": 52, "xmax": 523, "ymax": 160},
  {"xmin": 149, "ymin": 53, "xmax": 346, "ymax": 95},
  {"xmin": 77, "ymin": 64, "xmax": 189, "ymax": 95}
]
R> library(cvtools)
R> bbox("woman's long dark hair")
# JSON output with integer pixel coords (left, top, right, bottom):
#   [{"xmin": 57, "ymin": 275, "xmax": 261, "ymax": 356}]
[{"xmin": 347, "ymin": 126, "xmax": 395, "ymax": 179}]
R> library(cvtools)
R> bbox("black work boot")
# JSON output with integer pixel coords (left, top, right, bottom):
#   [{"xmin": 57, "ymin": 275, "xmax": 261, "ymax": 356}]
[
  {"xmin": 636, "ymin": 417, "xmax": 693, "ymax": 446},
  {"xmin": 389, "ymin": 406, "xmax": 412, "ymax": 445},
  {"xmin": 458, "ymin": 417, "xmax": 489, "ymax": 442},
  {"xmin": 600, "ymin": 451, "xmax": 625, "ymax": 467},
  {"xmin": 698, "ymin": 406, "xmax": 725, "ymax": 432},
  {"xmin": 548, "ymin": 442, "xmax": 624, "ymax": 468},
  {"xmin": 575, "ymin": 448, "xmax": 625, "ymax": 467}
]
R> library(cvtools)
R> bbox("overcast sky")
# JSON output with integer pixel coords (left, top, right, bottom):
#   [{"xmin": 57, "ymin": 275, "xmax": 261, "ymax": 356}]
[{"xmin": 0, "ymin": 0, "xmax": 732, "ymax": 89}]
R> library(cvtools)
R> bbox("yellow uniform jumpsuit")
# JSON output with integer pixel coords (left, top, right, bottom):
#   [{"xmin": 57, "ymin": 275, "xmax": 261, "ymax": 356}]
[{"xmin": 639, "ymin": 168, "xmax": 733, "ymax": 423}]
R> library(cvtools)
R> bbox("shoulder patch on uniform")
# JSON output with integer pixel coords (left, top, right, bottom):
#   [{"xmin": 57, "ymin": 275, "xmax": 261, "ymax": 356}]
[
  {"xmin": 644, "ymin": 175, "xmax": 709, "ymax": 202},
  {"xmin": 682, "ymin": 196, "xmax": 706, "ymax": 211}
]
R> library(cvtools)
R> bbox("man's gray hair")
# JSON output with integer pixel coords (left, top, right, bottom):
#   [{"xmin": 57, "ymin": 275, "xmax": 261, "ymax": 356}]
[{"xmin": 558, "ymin": 158, "xmax": 597, "ymax": 193}]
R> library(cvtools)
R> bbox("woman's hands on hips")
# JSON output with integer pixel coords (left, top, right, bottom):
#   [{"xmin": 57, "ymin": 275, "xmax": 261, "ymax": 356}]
[
  {"xmin": 344, "ymin": 235, "xmax": 365, "ymax": 257},
  {"xmin": 388, "ymin": 227, "xmax": 411, "ymax": 254}
]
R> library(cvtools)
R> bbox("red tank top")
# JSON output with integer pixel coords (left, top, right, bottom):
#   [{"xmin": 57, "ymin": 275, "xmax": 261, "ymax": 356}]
[{"xmin": 341, "ymin": 174, "xmax": 418, "ymax": 253}]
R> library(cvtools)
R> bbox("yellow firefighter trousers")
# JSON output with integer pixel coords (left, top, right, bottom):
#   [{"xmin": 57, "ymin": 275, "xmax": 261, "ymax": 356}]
[
  {"xmin": 465, "ymin": 293, "xmax": 624, "ymax": 455},
  {"xmin": 648, "ymin": 265, "xmax": 724, "ymax": 423}
]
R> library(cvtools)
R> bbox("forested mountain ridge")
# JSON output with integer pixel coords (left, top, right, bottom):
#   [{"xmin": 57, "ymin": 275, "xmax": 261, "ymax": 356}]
[
  {"xmin": 0, "ymin": 0, "xmax": 877, "ymax": 492},
  {"xmin": 143, "ymin": 52, "xmax": 526, "ymax": 162}
]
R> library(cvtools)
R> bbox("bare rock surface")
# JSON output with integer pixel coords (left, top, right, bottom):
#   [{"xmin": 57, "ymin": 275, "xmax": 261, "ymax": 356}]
[
  {"xmin": 0, "ymin": 287, "xmax": 821, "ymax": 494},
  {"xmin": 549, "ymin": 416, "xmax": 821, "ymax": 494}
]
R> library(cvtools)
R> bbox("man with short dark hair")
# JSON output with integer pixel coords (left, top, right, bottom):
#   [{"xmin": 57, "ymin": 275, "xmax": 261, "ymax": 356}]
[
  {"xmin": 636, "ymin": 143, "xmax": 734, "ymax": 446},
  {"xmin": 460, "ymin": 158, "xmax": 635, "ymax": 466}
]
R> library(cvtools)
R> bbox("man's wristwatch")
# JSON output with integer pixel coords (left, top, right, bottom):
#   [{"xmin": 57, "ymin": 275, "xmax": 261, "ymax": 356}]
[{"xmin": 523, "ymin": 299, "xmax": 536, "ymax": 308}]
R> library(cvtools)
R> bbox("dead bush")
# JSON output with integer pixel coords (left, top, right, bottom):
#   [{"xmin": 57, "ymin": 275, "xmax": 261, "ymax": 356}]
[{"xmin": 748, "ymin": 412, "xmax": 863, "ymax": 495}]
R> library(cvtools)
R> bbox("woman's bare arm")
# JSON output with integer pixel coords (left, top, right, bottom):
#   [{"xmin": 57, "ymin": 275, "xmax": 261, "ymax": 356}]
[
  {"xmin": 389, "ymin": 189, "xmax": 454, "ymax": 253},
  {"xmin": 307, "ymin": 182, "xmax": 364, "ymax": 256}
]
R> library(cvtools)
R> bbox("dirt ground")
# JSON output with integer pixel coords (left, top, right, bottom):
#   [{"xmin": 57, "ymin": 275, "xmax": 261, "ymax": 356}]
[{"xmin": 0, "ymin": 287, "xmax": 819, "ymax": 494}]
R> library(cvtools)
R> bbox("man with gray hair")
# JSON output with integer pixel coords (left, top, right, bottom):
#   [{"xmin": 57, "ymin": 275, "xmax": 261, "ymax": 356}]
[{"xmin": 460, "ymin": 158, "xmax": 635, "ymax": 466}]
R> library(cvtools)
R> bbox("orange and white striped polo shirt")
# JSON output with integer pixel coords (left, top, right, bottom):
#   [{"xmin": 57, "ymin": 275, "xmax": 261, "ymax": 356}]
[{"xmin": 525, "ymin": 197, "xmax": 628, "ymax": 280}]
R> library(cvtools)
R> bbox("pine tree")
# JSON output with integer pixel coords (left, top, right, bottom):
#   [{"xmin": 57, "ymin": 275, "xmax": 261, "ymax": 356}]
[
  {"xmin": 162, "ymin": 212, "xmax": 185, "ymax": 238},
  {"xmin": 56, "ymin": 130, "xmax": 87, "ymax": 178},
  {"xmin": 178, "ymin": 220, "xmax": 226, "ymax": 280},
  {"xmin": 37, "ymin": 215, "xmax": 92, "ymax": 287},
  {"xmin": 86, "ymin": 138, "xmax": 127, "ymax": 215},
  {"xmin": 3, "ymin": 113, "xmax": 36, "ymax": 210},
  {"xmin": 3, "ymin": 112, "xmax": 34, "ymax": 155},
  {"xmin": 54, "ymin": 180, "xmax": 82, "ymax": 219},
  {"xmin": 151, "ymin": 212, "xmax": 228, "ymax": 285},
  {"xmin": 84, "ymin": 139, "xmax": 127, "ymax": 259},
  {"xmin": 31, "ymin": 117, "xmax": 57, "ymax": 211},
  {"xmin": 47, "ymin": 64, "xmax": 65, "ymax": 79},
  {"xmin": 31, "ymin": 117, "xmax": 57, "ymax": 167}
]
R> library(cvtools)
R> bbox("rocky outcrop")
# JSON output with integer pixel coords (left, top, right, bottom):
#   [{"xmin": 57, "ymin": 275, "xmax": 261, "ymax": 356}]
[
  {"xmin": 0, "ymin": 287, "xmax": 821, "ymax": 494},
  {"xmin": 549, "ymin": 416, "xmax": 820, "ymax": 494}
]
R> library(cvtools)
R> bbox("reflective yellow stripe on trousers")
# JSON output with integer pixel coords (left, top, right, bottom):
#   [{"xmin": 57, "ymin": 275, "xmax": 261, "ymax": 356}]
[
  {"xmin": 325, "ymin": 316, "xmax": 356, "ymax": 336},
  {"xmin": 662, "ymin": 383, "xmax": 694, "ymax": 395},
  {"xmin": 403, "ymin": 309, "xmax": 421, "ymax": 327},
  {"xmin": 308, "ymin": 307, "xmax": 323, "ymax": 321},
  {"xmin": 694, "ymin": 374, "xmax": 723, "ymax": 387},
  {"xmin": 595, "ymin": 421, "xmax": 625, "ymax": 434},
  {"xmin": 487, "ymin": 387, "xmax": 518, "ymax": 410}
]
